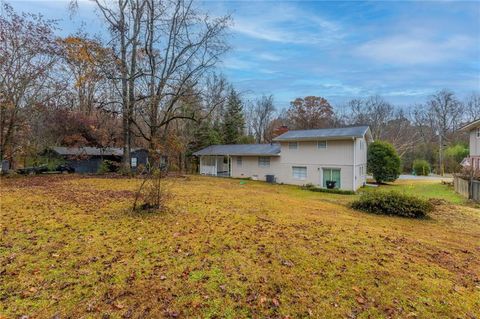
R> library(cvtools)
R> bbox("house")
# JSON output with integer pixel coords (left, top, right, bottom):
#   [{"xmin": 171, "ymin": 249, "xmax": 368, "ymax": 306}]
[
  {"xmin": 193, "ymin": 126, "xmax": 373, "ymax": 191},
  {"xmin": 45, "ymin": 147, "xmax": 152, "ymax": 173},
  {"xmin": 460, "ymin": 119, "xmax": 480, "ymax": 171}
]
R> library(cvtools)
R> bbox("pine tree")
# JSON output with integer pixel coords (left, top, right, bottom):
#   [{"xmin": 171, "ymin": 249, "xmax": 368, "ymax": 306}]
[{"xmin": 223, "ymin": 89, "xmax": 245, "ymax": 144}]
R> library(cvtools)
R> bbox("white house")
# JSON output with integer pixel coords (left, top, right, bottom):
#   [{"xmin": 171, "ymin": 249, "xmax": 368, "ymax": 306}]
[
  {"xmin": 194, "ymin": 126, "xmax": 373, "ymax": 191},
  {"xmin": 460, "ymin": 119, "xmax": 480, "ymax": 171}
]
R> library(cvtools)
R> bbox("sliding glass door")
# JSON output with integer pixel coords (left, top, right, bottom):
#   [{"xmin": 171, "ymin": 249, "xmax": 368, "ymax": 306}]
[{"xmin": 322, "ymin": 168, "xmax": 341, "ymax": 188}]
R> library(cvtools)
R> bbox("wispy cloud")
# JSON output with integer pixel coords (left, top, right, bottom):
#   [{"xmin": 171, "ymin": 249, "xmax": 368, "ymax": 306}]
[
  {"xmin": 231, "ymin": 3, "xmax": 343, "ymax": 45},
  {"xmin": 355, "ymin": 33, "xmax": 474, "ymax": 64}
]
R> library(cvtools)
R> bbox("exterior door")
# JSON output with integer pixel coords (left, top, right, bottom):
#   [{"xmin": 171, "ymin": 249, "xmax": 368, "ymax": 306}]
[{"xmin": 322, "ymin": 168, "xmax": 341, "ymax": 188}]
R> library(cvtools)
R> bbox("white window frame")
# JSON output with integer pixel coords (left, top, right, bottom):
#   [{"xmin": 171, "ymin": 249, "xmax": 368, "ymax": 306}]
[
  {"xmin": 258, "ymin": 157, "xmax": 270, "ymax": 168},
  {"xmin": 288, "ymin": 142, "xmax": 298, "ymax": 149},
  {"xmin": 131, "ymin": 157, "xmax": 137, "ymax": 168},
  {"xmin": 237, "ymin": 156, "xmax": 242, "ymax": 166},
  {"xmin": 292, "ymin": 166, "xmax": 307, "ymax": 180},
  {"xmin": 317, "ymin": 140, "xmax": 327, "ymax": 149},
  {"xmin": 360, "ymin": 140, "xmax": 364, "ymax": 150}
]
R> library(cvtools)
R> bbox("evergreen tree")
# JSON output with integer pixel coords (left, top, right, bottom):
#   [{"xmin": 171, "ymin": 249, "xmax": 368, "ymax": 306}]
[{"xmin": 222, "ymin": 89, "xmax": 245, "ymax": 144}]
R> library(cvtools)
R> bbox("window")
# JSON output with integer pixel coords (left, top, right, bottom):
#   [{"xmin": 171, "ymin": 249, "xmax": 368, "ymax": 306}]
[
  {"xmin": 360, "ymin": 140, "xmax": 364, "ymax": 150},
  {"xmin": 237, "ymin": 156, "xmax": 242, "ymax": 166},
  {"xmin": 477, "ymin": 128, "xmax": 480, "ymax": 138},
  {"xmin": 131, "ymin": 157, "xmax": 137, "ymax": 168},
  {"xmin": 292, "ymin": 166, "xmax": 307, "ymax": 180},
  {"xmin": 258, "ymin": 157, "xmax": 270, "ymax": 167},
  {"xmin": 289, "ymin": 142, "xmax": 298, "ymax": 149},
  {"xmin": 317, "ymin": 140, "xmax": 327, "ymax": 149}
]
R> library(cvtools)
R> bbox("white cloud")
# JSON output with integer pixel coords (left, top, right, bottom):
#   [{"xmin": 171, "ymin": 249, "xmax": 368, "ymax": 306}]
[
  {"xmin": 257, "ymin": 52, "xmax": 283, "ymax": 61},
  {"xmin": 231, "ymin": 3, "xmax": 343, "ymax": 45},
  {"xmin": 355, "ymin": 34, "xmax": 474, "ymax": 65}
]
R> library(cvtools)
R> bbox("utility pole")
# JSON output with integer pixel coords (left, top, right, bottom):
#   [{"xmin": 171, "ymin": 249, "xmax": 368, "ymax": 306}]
[{"xmin": 437, "ymin": 130, "xmax": 444, "ymax": 176}]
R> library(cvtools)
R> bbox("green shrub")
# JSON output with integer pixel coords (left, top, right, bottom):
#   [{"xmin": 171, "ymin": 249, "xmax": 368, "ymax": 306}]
[
  {"xmin": 367, "ymin": 141, "xmax": 401, "ymax": 183},
  {"xmin": 351, "ymin": 191, "xmax": 433, "ymax": 218},
  {"xmin": 302, "ymin": 183, "xmax": 355, "ymax": 195},
  {"xmin": 98, "ymin": 160, "xmax": 119, "ymax": 174},
  {"xmin": 413, "ymin": 159, "xmax": 430, "ymax": 176}
]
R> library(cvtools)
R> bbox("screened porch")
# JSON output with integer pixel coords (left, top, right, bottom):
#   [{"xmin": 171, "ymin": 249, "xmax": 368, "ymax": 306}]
[{"xmin": 199, "ymin": 155, "xmax": 231, "ymax": 177}]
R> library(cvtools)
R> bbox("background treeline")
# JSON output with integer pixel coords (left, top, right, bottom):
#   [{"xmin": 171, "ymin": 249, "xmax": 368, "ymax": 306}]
[{"xmin": 1, "ymin": 1, "xmax": 478, "ymax": 173}]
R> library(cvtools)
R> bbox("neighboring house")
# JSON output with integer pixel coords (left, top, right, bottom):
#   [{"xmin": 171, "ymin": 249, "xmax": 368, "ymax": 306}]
[
  {"xmin": 44, "ymin": 147, "xmax": 153, "ymax": 173},
  {"xmin": 193, "ymin": 126, "xmax": 373, "ymax": 191},
  {"xmin": 460, "ymin": 119, "xmax": 480, "ymax": 171}
]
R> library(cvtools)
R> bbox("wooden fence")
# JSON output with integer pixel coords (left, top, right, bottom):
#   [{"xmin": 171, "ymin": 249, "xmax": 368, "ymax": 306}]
[{"xmin": 454, "ymin": 176, "xmax": 480, "ymax": 202}]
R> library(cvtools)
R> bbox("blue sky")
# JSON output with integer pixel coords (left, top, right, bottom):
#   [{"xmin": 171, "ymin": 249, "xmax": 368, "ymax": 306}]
[{"xmin": 7, "ymin": 0, "xmax": 480, "ymax": 109}]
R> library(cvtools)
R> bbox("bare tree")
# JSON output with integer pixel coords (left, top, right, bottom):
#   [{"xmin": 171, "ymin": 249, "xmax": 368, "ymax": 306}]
[
  {"xmin": 427, "ymin": 89, "xmax": 464, "ymax": 137},
  {"xmin": 126, "ymin": 0, "xmax": 230, "ymax": 156},
  {"xmin": 0, "ymin": 3, "xmax": 60, "ymax": 164},
  {"xmin": 90, "ymin": 0, "xmax": 147, "ymax": 169},
  {"xmin": 464, "ymin": 92, "xmax": 480, "ymax": 122},
  {"xmin": 251, "ymin": 95, "xmax": 275, "ymax": 143},
  {"xmin": 349, "ymin": 95, "xmax": 394, "ymax": 140}
]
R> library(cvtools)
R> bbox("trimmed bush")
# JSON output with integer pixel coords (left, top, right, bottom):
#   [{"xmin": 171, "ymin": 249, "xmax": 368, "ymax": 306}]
[
  {"xmin": 413, "ymin": 159, "xmax": 430, "ymax": 176},
  {"xmin": 367, "ymin": 141, "xmax": 401, "ymax": 183},
  {"xmin": 351, "ymin": 191, "xmax": 433, "ymax": 218}
]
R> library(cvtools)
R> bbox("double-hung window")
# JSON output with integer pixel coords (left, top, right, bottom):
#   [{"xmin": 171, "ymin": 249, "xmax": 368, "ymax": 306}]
[
  {"xmin": 258, "ymin": 157, "xmax": 270, "ymax": 167},
  {"xmin": 292, "ymin": 166, "xmax": 307, "ymax": 180},
  {"xmin": 317, "ymin": 140, "xmax": 327, "ymax": 149},
  {"xmin": 477, "ymin": 128, "xmax": 480, "ymax": 138},
  {"xmin": 289, "ymin": 142, "xmax": 298, "ymax": 149},
  {"xmin": 237, "ymin": 156, "xmax": 242, "ymax": 166}
]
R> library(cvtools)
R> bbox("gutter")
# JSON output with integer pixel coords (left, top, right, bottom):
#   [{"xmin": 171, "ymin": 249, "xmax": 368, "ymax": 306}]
[{"xmin": 353, "ymin": 137, "xmax": 356, "ymax": 191}]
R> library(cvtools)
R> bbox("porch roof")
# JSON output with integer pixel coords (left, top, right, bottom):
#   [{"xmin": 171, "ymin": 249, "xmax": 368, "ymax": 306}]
[{"xmin": 193, "ymin": 144, "xmax": 281, "ymax": 156}]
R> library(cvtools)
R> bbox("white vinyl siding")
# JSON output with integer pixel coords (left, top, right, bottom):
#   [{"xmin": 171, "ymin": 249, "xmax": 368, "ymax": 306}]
[
  {"xmin": 292, "ymin": 166, "xmax": 307, "ymax": 180},
  {"xmin": 289, "ymin": 142, "xmax": 298, "ymax": 149},
  {"xmin": 258, "ymin": 157, "xmax": 270, "ymax": 167},
  {"xmin": 317, "ymin": 140, "xmax": 327, "ymax": 149}
]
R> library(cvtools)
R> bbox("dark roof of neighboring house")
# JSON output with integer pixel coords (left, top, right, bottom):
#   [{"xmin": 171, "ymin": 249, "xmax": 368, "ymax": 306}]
[
  {"xmin": 50, "ymin": 147, "xmax": 147, "ymax": 157},
  {"xmin": 273, "ymin": 126, "xmax": 371, "ymax": 142},
  {"xmin": 459, "ymin": 119, "xmax": 480, "ymax": 132},
  {"xmin": 193, "ymin": 144, "xmax": 281, "ymax": 156}
]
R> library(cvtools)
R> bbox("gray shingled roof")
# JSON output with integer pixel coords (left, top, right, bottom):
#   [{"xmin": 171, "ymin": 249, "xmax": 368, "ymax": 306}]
[
  {"xmin": 459, "ymin": 119, "xmax": 480, "ymax": 131},
  {"xmin": 273, "ymin": 126, "xmax": 370, "ymax": 141},
  {"xmin": 193, "ymin": 144, "xmax": 281, "ymax": 156},
  {"xmin": 52, "ymin": 147, "xmax": 124, "ymax": 156}
]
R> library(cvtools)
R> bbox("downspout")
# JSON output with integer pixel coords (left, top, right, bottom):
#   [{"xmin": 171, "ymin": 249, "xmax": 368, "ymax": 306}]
[{"xmin": 353, "ymin": 137, "xmax": 356, "ymax": 191}]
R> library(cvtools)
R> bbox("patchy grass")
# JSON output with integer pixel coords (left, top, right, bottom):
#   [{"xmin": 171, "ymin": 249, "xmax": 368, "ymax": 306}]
[
  {"xmin": 361, "ymin": 179, "xmax": 465, "ymax": 205},
  {"xmin": 1, "ymin": 175, "xmax": 479, "ymax": 318}
]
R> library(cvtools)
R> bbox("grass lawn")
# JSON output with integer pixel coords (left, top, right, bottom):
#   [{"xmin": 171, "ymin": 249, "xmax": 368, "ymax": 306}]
[
  {"xmin": 360, "ymin": 179, "xmax": 466, "ymax": 205},
  {"xmin": 1, "ymin": 175, "xmax": 479, "ymax": 318}
]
